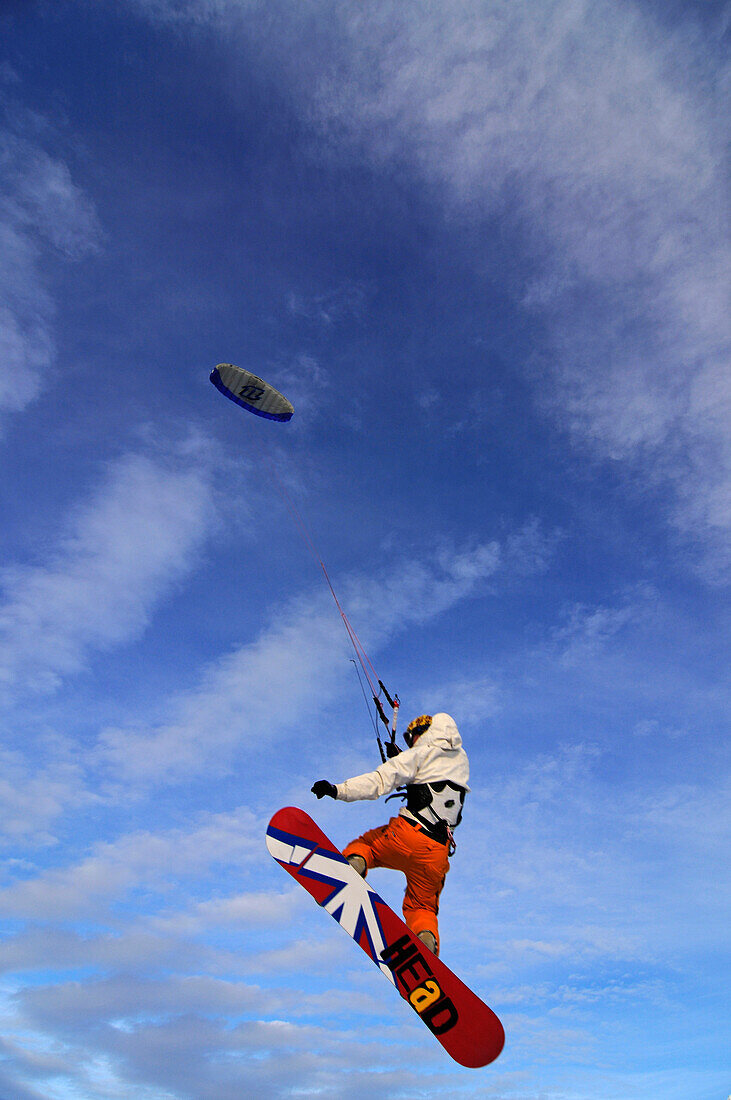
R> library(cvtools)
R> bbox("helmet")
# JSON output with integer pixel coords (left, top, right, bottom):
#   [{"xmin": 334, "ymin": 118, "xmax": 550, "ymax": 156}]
[{"xmin": 404, "ymin": 714, "xmax": 432, "ymax": 748}]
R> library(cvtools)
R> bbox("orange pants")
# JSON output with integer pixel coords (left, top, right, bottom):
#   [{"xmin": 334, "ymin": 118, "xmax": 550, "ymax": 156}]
[{"xmin": 343, "ymin": 815, "xmax": 450, "ymax": 952}]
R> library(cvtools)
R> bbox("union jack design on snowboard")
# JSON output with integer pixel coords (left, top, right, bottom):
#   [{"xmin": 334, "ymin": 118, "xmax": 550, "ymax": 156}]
[{"xmin": 266, "ymin": 806, "xmax": 505, "ymax": 1068}]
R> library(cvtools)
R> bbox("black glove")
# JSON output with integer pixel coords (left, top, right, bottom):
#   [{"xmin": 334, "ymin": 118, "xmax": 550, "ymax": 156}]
[
  {"xmin": 385, "ymin": 740, "xmax": 402, "ymax": 758},
  {"xmin": 311, "ymin": 780, "xmax": 337, "ymax": 800}
]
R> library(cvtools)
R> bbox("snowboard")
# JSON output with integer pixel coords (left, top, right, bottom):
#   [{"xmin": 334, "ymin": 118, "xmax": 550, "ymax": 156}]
[{"xmin": 266, "ymin": 806, "xmax": 505, "ymax": 1068}]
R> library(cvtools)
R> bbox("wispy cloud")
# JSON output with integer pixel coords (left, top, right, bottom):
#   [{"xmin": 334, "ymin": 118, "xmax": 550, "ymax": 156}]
[
  {"xmin": 0, "ymin": 746, "xmax": 94, "ymax": 848},
  {"xmin": 632, "ymin": 717, "xmax": 689, "ymax": 740},
  {"xmin": 460, "ymin": 743, "xmax": 731, "ymax": 965},
  {"xmin": 551, "ymin": 583, "xmax": 659, "ymax": 667},
  {"xmin": 135, "ymin": 0, "xmax": 730, "ymax": 579},
  {"xmin": 270, "ymin": 353, "xmax": 329, "ymax": 421},
  {"xmin": 286, "ymin": 282, "xmax": 370, "ymax": 327},
  {"xmin": 0, "ymin": 100, "xmax": 101, "ymax": 423},
  {"xmin": 0, "ymin": 806, "xmax": 261, "ymax": 921},
  {"xmin": 309, "ymin": 2, "xmax": 730, "ymax": 576},
  {"xmin": 418, "ymin": 673, "xmax": 502, "ymax": 726},
  {"xmin": 0, "ymin": 449, "xmax": 215, "ymax": 699},
  {"xmin": 98, "ymin": 525, "xmax": 549, "ymax": 783},
  {"xmin": 4, "ymin": 743, "xmax": 725, "ymax": 1098}
]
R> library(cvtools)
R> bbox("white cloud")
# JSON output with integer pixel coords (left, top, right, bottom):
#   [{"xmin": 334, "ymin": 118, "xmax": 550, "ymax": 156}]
[
  {"xmin": 0, "ymin": 926, "xmax": 191, "ymax": 976},
  {"xmin": 270, "ymin": 353, "xmax": 329, "ymax": 420},
  {"xmin": 0, "ymin": 119, "xmax": 101, "ymax": 422},
  {"xmin": 148, "ymin": 890, "xmax": 301, "ymax": 936},
  {"xmin": 0, "ymin": 746, "xmax": 95, "ymax": 848},
  {"xmin": 633, "ymin": 717, "xmax": 688, "ymax": 740},
  {"xmin": 1, "ymin": 744, "xmax": 726, "ymax": 1099},
  {"xmin": 126, "ymin": 0, "xmax": 237, "ymax": 23},
  {"xmin": 97, "ymin": 584, "xmax": 348, "ymax": 783},
  {"xmin": 311, "ymin": 2, "xmax": 730, "ymax": 575},
  {"xmin": 1, "ymin": 132, "xmax": 101, "ymax": 259},
  {"xmin": 0, "ymin": 299, "xmax": 52, "ymax": 413},
  {"xmin": 457, "ymin": 743, "xmax": 731, "ymax": 966},
  {"xmin": 135, "ymin": 0, "xmax": 731, "ymax": 579},
  {"xmin": 18, "ymin": 975, "xmax": 269, "ymax": 1031},
  {"xmin": 0, "ymin": 806, "xmax": 261, "ymax": 920},
  {"xmin": 98, "ymin": 527, "xmax": 546, "ymax": 783},
  {"xmin": 0, "ymin": 449, "xmax": 215, "ymax": 699},
  {"xmin": 419, "ymin": 674, "xmax": 501, "ymax": 726},
  {"xmin": 285, "ymin": 282, "xmax": 370, "ymax": 326},
  {"xmin": 1, "ymin": 991, "xmax": 414, "ymax": 1100},
  {"xmin": 551, "ymin": 583, "xmax": 659, "ymax": 667}
]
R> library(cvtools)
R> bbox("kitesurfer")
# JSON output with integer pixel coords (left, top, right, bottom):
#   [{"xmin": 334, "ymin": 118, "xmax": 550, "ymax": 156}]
[{"xmin": 311, "ymin": 713, "xmax": 469, "ymax": 956}]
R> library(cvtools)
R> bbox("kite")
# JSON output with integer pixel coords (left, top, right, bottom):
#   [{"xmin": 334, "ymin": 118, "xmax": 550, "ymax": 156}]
[{"xmin": 209, "ymin": 363, "xmax": 294, "ymax": 422}]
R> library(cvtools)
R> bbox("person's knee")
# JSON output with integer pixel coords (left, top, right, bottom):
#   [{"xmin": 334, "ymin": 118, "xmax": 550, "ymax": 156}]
[{"xmin": 402, "ymin": 903, "xmax": 440, "ymax": 955}]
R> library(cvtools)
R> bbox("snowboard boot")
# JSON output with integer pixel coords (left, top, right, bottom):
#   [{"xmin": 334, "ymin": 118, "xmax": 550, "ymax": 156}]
[
  {"xmin": 347, "ymin": 854, "xmax": 367, "ymax": 878},
  {"xmin": 417, "ymin": 929, "xmax": 438, "ymax": 955}
]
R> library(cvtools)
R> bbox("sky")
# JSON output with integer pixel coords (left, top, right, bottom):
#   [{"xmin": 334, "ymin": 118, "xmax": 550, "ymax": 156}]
[{"xmin": 0, "ymin": 1, "xmax": 729, "ymax": 1097}]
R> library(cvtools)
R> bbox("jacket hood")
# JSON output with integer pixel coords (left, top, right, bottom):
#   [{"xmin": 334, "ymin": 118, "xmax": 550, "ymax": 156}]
[{"xmin": 421, "ymin": 712, "xmax": 462, "ymax": 750}]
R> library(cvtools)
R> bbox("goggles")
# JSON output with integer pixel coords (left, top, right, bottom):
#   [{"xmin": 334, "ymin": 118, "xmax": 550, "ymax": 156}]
[{"xmin": 404, "ymin": 715, "xmax": 432, "ymax": 747}]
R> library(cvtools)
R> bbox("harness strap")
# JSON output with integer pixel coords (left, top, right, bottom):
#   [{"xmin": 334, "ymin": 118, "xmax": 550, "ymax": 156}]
[{"xmin": 401, "ymin": 814, "xmax": 457, "ymax": 852}]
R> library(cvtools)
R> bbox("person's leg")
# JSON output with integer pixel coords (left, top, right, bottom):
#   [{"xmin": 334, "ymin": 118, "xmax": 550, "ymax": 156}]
[
  {"xmin": 399, "ymin": 828, "xmax": 450, "ymax": 956},
  {"xmin": 344, "ymin": 817, "xmax": 450, "ymax": 954},
  {"xmin": 343, "ymin": 818, "xmax": 403, "ymax": 876}
]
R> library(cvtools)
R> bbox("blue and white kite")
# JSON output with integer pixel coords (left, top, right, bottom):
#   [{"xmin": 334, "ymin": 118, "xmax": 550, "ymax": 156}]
[{"xmin": 210, "ymin": 363, "xmax": 294, "ymax": 422}]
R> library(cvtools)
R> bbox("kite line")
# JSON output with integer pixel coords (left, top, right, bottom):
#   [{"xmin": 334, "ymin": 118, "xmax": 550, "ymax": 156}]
[{"xmin": 209, "ymin": 364, "xmax": 399, "ymax": 759}]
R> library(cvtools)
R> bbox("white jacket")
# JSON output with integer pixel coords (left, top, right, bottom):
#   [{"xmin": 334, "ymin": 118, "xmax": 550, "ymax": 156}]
[{"xmin": 336, "ymin": 713, "xmax": 470, "ymax": 824}]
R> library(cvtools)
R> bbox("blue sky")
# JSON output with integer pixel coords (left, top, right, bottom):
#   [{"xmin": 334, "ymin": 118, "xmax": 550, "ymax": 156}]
[{"xmin": 0, "ymin": 1, "xmax": 729, "ymax": 1097}]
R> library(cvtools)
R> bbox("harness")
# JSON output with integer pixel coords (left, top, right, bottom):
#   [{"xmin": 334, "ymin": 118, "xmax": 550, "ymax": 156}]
[{"xmin": 387, "ymin": 780, "xmax": 467, "ymax": 854}]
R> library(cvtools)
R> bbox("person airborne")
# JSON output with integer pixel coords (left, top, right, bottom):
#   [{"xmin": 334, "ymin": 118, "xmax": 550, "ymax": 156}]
[{"xmin": 312, "ymin": 712, "xmax": 469, "ymax": 956}]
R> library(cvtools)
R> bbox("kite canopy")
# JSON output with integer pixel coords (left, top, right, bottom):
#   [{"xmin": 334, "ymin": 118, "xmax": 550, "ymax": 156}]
[{"xmin": 210, "ymin": 363, "xmax": 294, "ymax": 422}]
